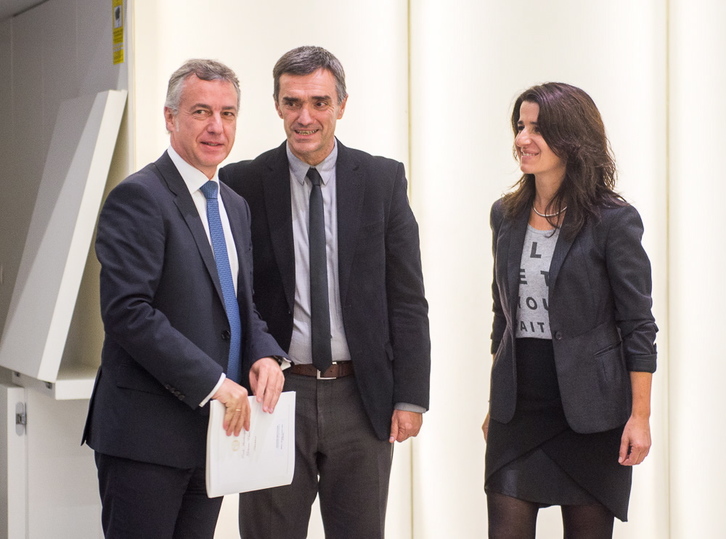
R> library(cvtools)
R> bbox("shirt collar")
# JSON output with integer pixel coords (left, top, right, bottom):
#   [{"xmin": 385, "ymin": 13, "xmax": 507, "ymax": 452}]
[
  {"xmin": 286, "ymin": 139, "xmax": 338, "ymax": 186},
  {"xmin": 167, "ymin": 146, "xmax": 220, "ymax": 195}
]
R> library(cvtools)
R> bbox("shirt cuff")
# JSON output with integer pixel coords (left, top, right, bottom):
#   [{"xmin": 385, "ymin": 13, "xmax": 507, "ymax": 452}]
[
  {"xmin": 277, "ymin": 356, "xmax": 292, "ymax": 371},
  {"xmin": 394, "ymin": 402, "xmax": 426, "ymax": 414},
  {"xmin": 199, "ymin": 373, "xmax": 226, "ymax": 407}
]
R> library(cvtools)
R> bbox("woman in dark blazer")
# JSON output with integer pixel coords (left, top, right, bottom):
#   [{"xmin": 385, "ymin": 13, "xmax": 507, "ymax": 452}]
[{"xmin": 482, "ymin": 83, "xmax": 657, "ymax": 538}]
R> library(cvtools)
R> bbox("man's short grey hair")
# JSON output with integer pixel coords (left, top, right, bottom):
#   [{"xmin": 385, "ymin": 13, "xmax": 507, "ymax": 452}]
[
  {"xmin": 273, "ymin": 46, "xmax": 347, "ymax": 104},
  {"xmin": 165, "ymin": 59, "xmax": 240, "ymax": 113}
]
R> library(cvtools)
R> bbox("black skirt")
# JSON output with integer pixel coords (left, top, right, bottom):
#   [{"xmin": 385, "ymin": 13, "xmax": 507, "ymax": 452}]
[{"xmin": 485, "ymin": 338, "xmax": 632, "ymax": 522}]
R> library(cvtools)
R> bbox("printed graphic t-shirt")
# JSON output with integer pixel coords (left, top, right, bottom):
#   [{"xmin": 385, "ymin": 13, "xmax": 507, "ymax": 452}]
[{"xmin": 515, "ymin": 225, "xmax": 560, "ymax": 339}]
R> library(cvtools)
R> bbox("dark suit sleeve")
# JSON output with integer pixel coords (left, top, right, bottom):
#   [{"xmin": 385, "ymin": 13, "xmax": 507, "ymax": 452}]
[
  {"xmin": 603, "ymin": 204, "xmax": 657, "ymax": 372},
  {"xmin": 490, "ymin": 200, "xmax": 507, "ymax": 355},
  {"xmin": 385, "ymin": 162, "xmax": 431, "ymax": 409},
  {"xmin": 96, "ymin": 179, "xmax": 223, "ymax": 407}
]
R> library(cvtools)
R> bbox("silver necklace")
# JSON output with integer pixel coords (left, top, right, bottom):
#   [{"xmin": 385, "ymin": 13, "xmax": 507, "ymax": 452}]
[{"xmin": 532, "ymin": 205, "xmax": 567, "ymax": 218}]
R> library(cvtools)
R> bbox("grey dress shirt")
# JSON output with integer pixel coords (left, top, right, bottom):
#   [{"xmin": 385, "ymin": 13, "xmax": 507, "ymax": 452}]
[{"xmin": 285, "ymin": 143, "xmax": 423, "ymax": 414}]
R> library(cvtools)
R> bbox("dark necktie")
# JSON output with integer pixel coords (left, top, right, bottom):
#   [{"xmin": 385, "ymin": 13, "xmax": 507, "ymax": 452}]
[
  {"xmin": 307, "ymin": 168, "xmax": 333, "ymax": 372},
  {"xmin": 200, "ymin": 181, "xmax": 242, "ymax": 382}
]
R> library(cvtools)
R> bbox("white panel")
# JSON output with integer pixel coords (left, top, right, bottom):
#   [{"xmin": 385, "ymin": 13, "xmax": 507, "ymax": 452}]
[
  {"xmin": 0, "ymin": 90, "xmax": 127, "ymax": 383},
  {"xmin": 0, "ymin": 384, "xmax": 27, "ymax": 539},
  {"xmin": 410, "ymin": 1, "xmax": 668, "ymax": 538},
  {"xmin": 669, "ymin": 0, "xmax": 726, "ymax": 537},
  {"xmin": 25, "ymin": 389, "xmax": 102, "ymax": 538},
  {"xmin": 11, "ymin": 369, "xmax": 95, "ymax": 401},
  {"xmin": 0, "ymin": 0, "xmax": 127, "ymax": 340}
]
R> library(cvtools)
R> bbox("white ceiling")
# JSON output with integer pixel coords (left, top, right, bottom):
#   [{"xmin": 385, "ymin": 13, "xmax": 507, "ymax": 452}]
[{"xmin": 0, "ymin": 0, "xmax": 46, "ymax": 22}]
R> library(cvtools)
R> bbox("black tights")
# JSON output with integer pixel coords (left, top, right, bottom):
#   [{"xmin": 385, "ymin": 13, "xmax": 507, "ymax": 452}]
[{"xmin": 487, "ymin": 492, "xmax": 615, "ymax": 539}]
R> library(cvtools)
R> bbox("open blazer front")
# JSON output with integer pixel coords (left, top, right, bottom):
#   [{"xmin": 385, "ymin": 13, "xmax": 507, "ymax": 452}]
[
  {"xmin": 83, "ymin": 152, "xmax": 285, "ymax": 469},
  {"xmin": 221, "ymin": 140, "xmax": 431, "ymax": 442},
  {"xmin": 489, "ymin": 198, "xmax": 657, "ymax": 434}
]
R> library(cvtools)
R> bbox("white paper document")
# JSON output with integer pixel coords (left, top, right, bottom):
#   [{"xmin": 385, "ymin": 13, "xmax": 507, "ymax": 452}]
[{"xmin": 206, "ymin": 391, "xmax": 295, "ymax": 497}]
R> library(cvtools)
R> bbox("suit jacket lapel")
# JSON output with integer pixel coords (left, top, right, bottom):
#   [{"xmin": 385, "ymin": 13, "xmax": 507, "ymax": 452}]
[
  {"xmin": 335, "ymin": 142, "xmax": 365, "ymax": 307},
  {"xmin": 548, "ymin": 213, "xmax": 575, "ymax": 292},
  {"xmin": 263, "ymin": 144, "xmax": 296, "ymax": 312},
  {"xmin": 154, "ymin": 152, "xmax": 224, "ymax": 304}
]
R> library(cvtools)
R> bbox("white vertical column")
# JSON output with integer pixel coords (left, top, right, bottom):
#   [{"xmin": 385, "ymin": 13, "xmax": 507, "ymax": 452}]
[
  {"xmin": 669, "ymin": 1, "xmax": 726, "ymax": 537},
  {"xmin": 409, "ymin": 1, "xmax": 668, "ymax": 537}
]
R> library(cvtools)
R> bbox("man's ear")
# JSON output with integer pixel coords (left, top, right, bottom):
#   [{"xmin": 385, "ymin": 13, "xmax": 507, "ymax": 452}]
[
  {"xmin": 164, "ymin": 107, "xmax": 176, "ymax": 132},
  {"xmin": 337, "ymin": 96, "xmax": 348, "ymax": 120}
]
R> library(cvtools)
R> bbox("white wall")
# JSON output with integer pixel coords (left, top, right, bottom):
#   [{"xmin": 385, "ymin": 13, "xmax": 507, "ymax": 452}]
[
  {"xmin": 129, "ymin": 0, "xmax": 410, "ymax": 170},
  {"xmin": 669, "ymin": 0, "xmax": 726, "ymax": 537}
]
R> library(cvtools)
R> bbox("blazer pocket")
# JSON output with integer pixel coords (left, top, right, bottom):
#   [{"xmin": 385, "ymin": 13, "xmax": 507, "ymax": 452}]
[
  {"xmin": 115, "ymin": 363, "xmax": 167, "ymax": 396},
  {"xmin": 595, "ymin": 341, "xmax": 621, "ymax": 357},
  {"xmin": 595, "ymin": 342, "xmax": 625, "ymax": 384}
]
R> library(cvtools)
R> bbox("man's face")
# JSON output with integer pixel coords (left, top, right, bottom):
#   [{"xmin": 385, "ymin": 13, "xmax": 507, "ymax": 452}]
[
  {"xmin": 165, "ymin": 75, "xmax": 238, "ymax": 178},
  {"xmin": 275, "ymin": 68, "xmax": 347, "ymax": 166}
]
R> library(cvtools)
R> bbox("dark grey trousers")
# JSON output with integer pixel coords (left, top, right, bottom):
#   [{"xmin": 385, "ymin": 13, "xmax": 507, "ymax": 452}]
[{"xmin": 239, "ymin": 372, "xmax": 394, "ymax": 538}]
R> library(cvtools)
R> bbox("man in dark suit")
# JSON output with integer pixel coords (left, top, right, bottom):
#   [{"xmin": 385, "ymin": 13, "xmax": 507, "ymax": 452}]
[
  {"xmin": 82, "ymin": 59, "xmax": 286, "ymax": 538},
  {"xmin": 221, "ymin": 46, "xmax": 431, "ymax": 538}
]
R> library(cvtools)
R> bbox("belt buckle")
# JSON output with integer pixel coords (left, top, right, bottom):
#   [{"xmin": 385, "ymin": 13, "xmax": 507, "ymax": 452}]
[{"xmin": 317, "ymin": 363, "xmax": 336, "ymax": 380}]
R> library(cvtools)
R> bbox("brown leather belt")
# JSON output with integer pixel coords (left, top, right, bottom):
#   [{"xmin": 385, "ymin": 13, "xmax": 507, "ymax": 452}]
[{"xmin": 288, "ymin": 361, "xmax": 354, "ymax": 379}]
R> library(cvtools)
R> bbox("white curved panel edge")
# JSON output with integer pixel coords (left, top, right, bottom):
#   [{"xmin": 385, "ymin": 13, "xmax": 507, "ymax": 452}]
[{"xmin": 0, "ymin": 89, "xmax": 127, "ymax": 397}]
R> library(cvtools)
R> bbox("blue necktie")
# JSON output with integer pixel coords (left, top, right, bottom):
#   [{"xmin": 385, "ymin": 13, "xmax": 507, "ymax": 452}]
[
  {"xmin": 200, "ymin": 181, "xmax": 241, "ymax": 382},
  {"xmin": 307, "ymin": 168, "xmax": 333, "ymax": 372}
]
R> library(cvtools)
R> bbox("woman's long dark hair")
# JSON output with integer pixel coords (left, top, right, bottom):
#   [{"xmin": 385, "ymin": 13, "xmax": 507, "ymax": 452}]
[{"xmin": 503, "ymin": 82, "xmax": 624, "ymax": 237}]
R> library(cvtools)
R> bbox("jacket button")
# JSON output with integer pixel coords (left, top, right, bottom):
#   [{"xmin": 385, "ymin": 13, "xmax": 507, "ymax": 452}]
[
  {"xmin": 554, "ymin": 331, "xmax": 563, "ymax": 340},
  {"xmin": 221, "ymin": 330, "xmax": 231, "ymax": 340}
]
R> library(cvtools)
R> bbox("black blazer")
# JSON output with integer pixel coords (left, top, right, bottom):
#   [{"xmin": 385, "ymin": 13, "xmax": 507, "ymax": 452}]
[
  {"xmin": 489, "ymin": 198, "xmax": 657, "ymax": 434},
  {"xmin": 82, "ymin": 152, "xmax": 285, "ymax": 468},
  {"xmin": 221, "ymin": 140, "xmax": 431, "ymax": 440}
]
